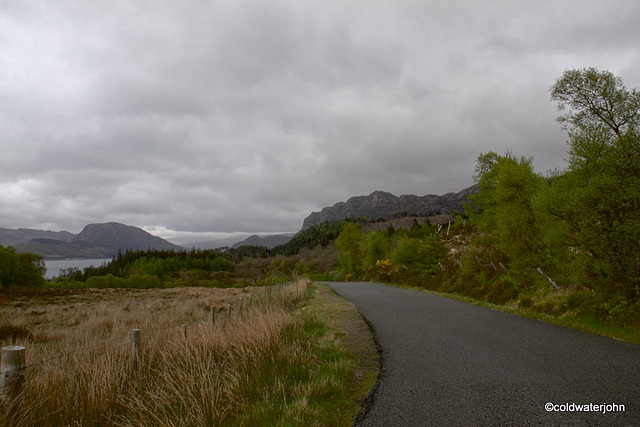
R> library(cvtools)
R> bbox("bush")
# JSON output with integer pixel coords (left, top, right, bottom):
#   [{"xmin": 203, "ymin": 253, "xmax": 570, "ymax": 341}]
[
  {"xmin": 565, "ymin": 290, "xmax": 596, "ymax": 314},
  {"xmin": 125, "ymin": 274, "xmax": 162, "ymax": 288},
  {"xmin": 533, "ymin": 300, "xmax": 557, "ymax": 314},
  {"xmin": 518, "ymin": 297, "xmax": 534, "ymax": 308},
  {"xmin": 86, "ymin": 274, "xmax": 124, "ymax": 288}
]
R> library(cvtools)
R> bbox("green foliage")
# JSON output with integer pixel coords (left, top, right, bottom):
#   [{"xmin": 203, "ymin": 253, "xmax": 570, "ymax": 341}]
[
  {"xmin": 86, "ymin": 274, "xmax": 123, "ymax": 288},
  {"xmin": 391, "ymin": 235, "xmax": 447, "ymax": 279},
  {"xmin": 363, "ymin": 231, "xmax": 389, "ymax": 270},
  {"xmin": 547, "ymin": 68, "xmax": 640, "ymax": 300},
  {"xmin": 334, "ymin": 223, "xmax": 366, "ymax": 278},
  {"xmin": 466, "ymin": 151, "xmax": 546, "ymax": 272},
  {"xmin": 0, "ymin": 245, "xmax": 45, "ymax": 288},
  {"xmin": 433, "ymin": 68, "xmax": 640, "ymax": 323},
  {"xmin": 83, "ymin": 248, "xmax": 232, "ymax": 280},
  {"xmin": 125, "ymin": 274, "xmax": 163, "ymax": 288},
  {"xmin": 333, "ymin": 220, "xmax": 448, "ymax": 284},
  {"xmin": 550, "ymin": 67, "xmax": 639, "ymax": 138},
  {"xmin": 270, "ymin": 218, "xmax": 365, "ymax": 257}
]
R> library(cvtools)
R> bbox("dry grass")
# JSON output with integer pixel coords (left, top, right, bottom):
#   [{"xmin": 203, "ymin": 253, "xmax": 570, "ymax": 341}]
[{"xmin": 0, "ymin": 281, "xmax": 328, "ymax": 426}]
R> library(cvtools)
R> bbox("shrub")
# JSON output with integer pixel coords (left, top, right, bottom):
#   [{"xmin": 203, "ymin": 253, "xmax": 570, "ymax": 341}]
[
  {"xmin": 86, "ymin": 274, "xmax": 124, "ymax": 288},
  {"xmin": 518, "ymin": 297, "xmax": 534, "ymax": 308},
  {"xmin": 565, "ymin": 290, "xmax": 596, "ymax": 314},
  {"xmin": 125, "ymin": 274, "xmax": 162, "ymax": 288}
]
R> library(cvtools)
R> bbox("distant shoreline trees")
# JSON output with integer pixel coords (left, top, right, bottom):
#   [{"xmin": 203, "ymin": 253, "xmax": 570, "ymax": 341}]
[{"xmin": 0, "ymin": 245, "xmax": 45, "ymax": 287}]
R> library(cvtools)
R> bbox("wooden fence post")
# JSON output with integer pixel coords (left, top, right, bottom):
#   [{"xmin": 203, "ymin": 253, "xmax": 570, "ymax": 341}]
[
  {"xmin": 131, "ymin": 329, "xmax": 140, "ymax": 371},
  {"xmin": 1, "ymin": 345, "xmax": 26, "ymax": 413},
  {"xmin": 227, "ymin": 304, "xmax": 231, "ymax": 320},
  {"xmin": 210, "ymin": 305, "xmax": 215, "ymax": 327},
  {"xmin": 181, "ymin": 323, "xmax": 188, "ymax": 341}
]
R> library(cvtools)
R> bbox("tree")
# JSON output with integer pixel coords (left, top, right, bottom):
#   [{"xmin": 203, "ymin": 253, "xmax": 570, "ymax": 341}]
[
  {"xmin": 546, "ymin": 68, "xmax": 640, "ymax": 300},
  {"xmin": 550, "ymin": 67, "xmax": 639, "ymax": 139},
  {"xmin": 334, "ymin": 223, "xmax": 366, "ymax": 279},
  {"xmin": 467, "ymin": 151, "xmax": 546, "ymax": 272},
  {"xmin": 363, "ymin": 231, "xmax": 389, "ymax": 271},
  {"xmin": 0, "ymin": 245, "xmax": 45, "ymax": 287}
]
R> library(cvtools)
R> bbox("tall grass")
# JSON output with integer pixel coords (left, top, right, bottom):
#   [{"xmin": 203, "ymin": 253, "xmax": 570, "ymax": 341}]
[{"xmin": 0, "ymin": 280, "xmax": 355, "ymax": 426}]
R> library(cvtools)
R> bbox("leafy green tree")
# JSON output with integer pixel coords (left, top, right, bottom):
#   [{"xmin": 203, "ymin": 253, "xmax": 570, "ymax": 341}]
[
  {"xmin": 546, "ymin": 68, "xmax": 640, "ymax": 299},
  {"xmin": 550, "ymin": 67, "xmax": 639, "ymax": 138},
  {"xmin": 0, "ymin": 245, "xmax": 45, "ymax": 287},
  {"xmin": 334, "ymin": 223, "xmax": 366, "ymax": 279},
  {"xmin": 364, "ymin": 231, "xmax": 389, "ymax": 270},
  {"xmin": 467, "ymin": 151, "xmax": 546, "ymax": 272}
]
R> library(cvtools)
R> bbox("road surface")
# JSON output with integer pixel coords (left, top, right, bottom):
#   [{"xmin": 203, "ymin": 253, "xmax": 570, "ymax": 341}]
[{"xmin": 324, "ymin": 281, "xmax": 640, "ymax": 426}]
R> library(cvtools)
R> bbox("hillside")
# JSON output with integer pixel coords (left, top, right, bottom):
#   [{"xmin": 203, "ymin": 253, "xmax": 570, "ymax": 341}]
[
  {"xmin": 0, "ymin": 228, "xmax": 75, "ymax": 247},
  {"xmin": 232, "ymin": 233, "xmax": 294, "ymax": 249},
  {"xmin": 301, "ymin": 184, "xmax": 478, "ymax": 230},
  {"xmin": 5, "ymin": 222, "xmax": 182, "ymax": 259}
]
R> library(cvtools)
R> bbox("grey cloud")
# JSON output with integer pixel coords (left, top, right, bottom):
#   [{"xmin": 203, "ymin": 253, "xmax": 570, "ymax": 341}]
[{"xmin": 0, "ymin": 0, "xmax": 638, "ymax": 239}]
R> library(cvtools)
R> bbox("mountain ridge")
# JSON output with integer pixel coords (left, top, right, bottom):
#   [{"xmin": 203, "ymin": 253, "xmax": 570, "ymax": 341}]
[
  {"xmin": 232, "ymin": 233, "xmax": 295, "ymax": 249},
  {"xmin": 1, "ymin": 222, "xmax": 183, "ymax": 259},
  {"xmin": 301, "ymin": 184, "xmax": 478, "ymax": 230}
]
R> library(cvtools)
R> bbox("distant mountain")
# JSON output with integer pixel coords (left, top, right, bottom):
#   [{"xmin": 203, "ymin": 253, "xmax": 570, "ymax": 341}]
[
  {"xmin": 301, "ymin": 184, "xmax": 478, "ymax": 230},
  {"xmin": 3, "ymin": 222, "xmax": 183, "ymax": 259},
  {"xmin": 182, "ymin": 236, "xmax": 248, "ymax": 250},
  {"xmin": 232, "ymin": 233, "xmax": 295, "ymax": 249},
  {"xmin": 0, "ymin": 227, "xmax": 75, "ymax": 247}
]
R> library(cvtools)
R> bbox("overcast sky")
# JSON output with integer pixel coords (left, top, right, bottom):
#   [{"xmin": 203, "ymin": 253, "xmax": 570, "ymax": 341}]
[{"xmin": 1, "ymin": 0, "xmax": 639, "ymax": 243}]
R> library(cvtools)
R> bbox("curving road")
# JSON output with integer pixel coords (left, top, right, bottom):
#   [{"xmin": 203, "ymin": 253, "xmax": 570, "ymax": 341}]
[{"xmin": 324, "ymin": 281, "xmax": 640, "ymax": 426}]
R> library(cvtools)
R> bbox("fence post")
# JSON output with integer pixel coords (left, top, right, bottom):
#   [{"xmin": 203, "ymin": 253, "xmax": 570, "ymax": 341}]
[
  {"xmin": 227, "ymin": 304, "xmax": 231, "ymax": 320},
  {"xmin": 181, "ymin": 323, "xmax": 188, "ymax": 341},
  {"xmin": 1, "ymin": 345, "xmax": 26, "ymax": 414},
  {"xmin": 131, "ymin": 329, "xmax": 140, "ymax": 371},
  {"xmin": 210, "ymin": 305, "xmax": 215, "ymax": 327},
  {"xmin": 537, "ymin": 267, "xmax": 560, "ymax": 291}
]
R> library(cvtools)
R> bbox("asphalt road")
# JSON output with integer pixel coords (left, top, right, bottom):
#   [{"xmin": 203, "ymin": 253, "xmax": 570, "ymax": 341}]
[{"xmin": 324, "ymin": 281, "xmax": 640, "ymax": 426}]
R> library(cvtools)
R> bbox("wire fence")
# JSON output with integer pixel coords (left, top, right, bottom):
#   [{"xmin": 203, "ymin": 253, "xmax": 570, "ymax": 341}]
[{"xmin": 0, "ymin": 281, "xmax": 300, "ymax": 413}]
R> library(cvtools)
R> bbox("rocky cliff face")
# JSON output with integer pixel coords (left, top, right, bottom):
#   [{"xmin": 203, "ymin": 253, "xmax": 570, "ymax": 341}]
[{"xmin": 301, "ymin": 184, "xmax": 478, "ymax": 230}]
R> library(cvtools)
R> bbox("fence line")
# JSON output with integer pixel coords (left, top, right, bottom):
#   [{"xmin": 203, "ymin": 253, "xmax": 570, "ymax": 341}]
[
  {"xmin": 1, "ymin": 281, "xmax": 302, "ymax": 409},
  {"xmin": 15, "ymin": 333, "xmax": 132, "ymax": 375}
]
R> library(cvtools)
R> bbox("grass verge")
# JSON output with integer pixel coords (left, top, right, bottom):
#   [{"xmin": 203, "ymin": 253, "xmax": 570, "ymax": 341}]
[{"xmin": 386, "ymin": 282, "xmax": 640, "ymax": 346}]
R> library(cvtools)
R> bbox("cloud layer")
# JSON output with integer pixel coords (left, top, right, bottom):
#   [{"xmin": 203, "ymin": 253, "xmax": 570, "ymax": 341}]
[{"xmin": 1, "ymin": 0, "xmax": 639, "ymax": 241}]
